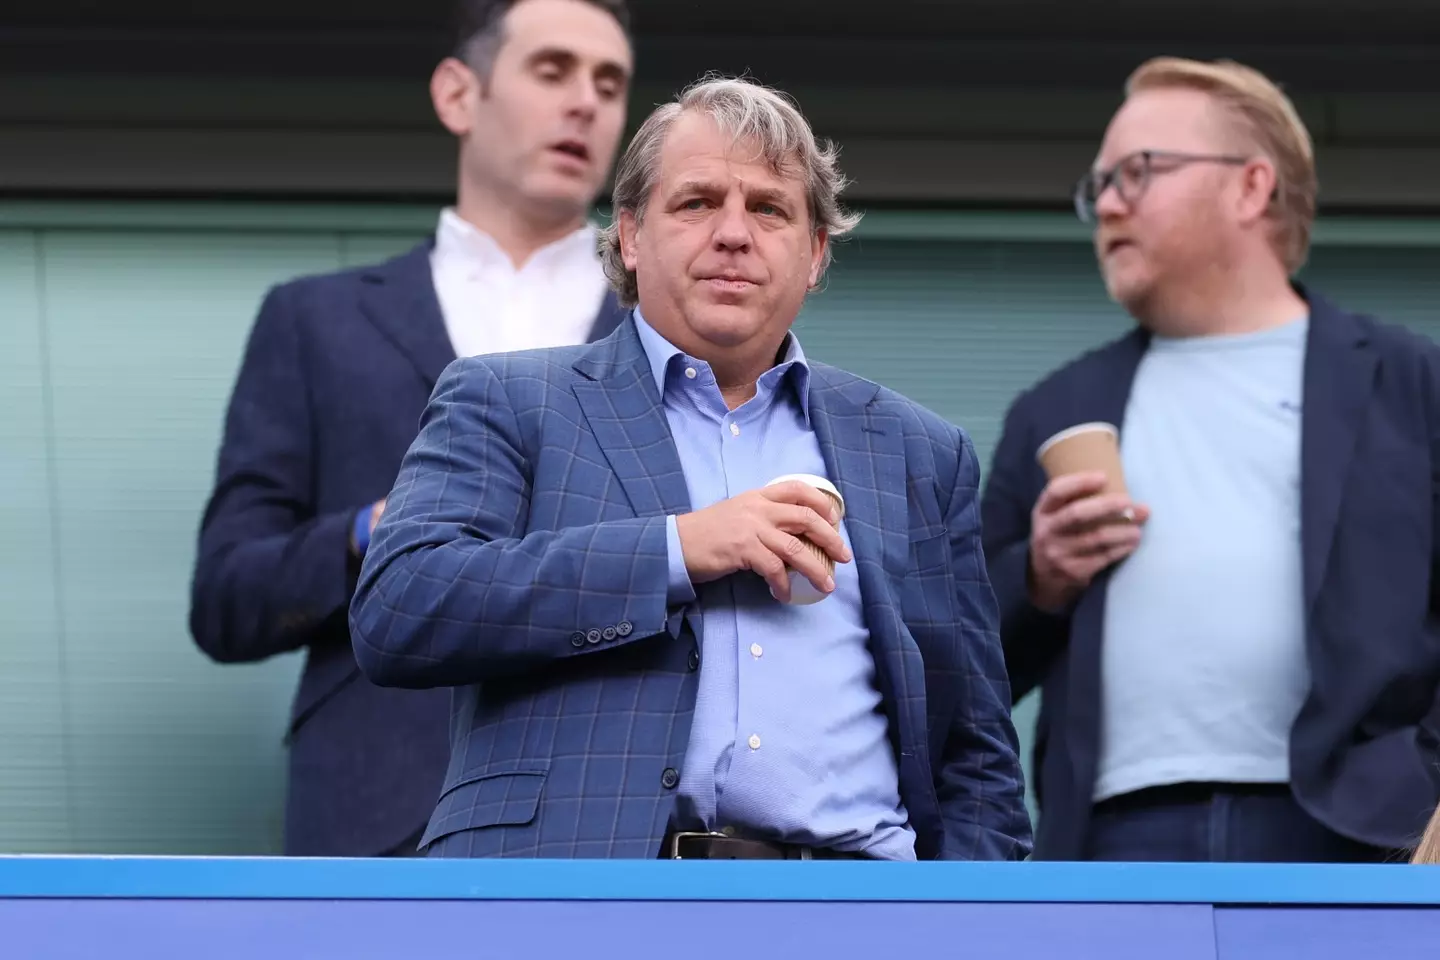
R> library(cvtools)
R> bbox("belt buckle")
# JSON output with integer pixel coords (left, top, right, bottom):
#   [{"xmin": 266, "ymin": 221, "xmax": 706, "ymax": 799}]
[{"xmin": 667, "ymin": 830, "xmax": 730, "ymax": 859}]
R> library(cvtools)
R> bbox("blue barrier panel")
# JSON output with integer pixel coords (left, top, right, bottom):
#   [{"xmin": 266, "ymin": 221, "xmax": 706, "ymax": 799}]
[{"xmin": 3, "ymin": 858, "xmax": 1440, "ymax": 959}]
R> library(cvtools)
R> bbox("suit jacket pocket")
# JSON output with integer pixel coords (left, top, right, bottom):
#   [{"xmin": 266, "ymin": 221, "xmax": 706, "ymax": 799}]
[
  {"xmin": 902, "ymin": 531, "xmax": 957, "ymax": 627},
  {"xmin": 286, "ymin": 642, "xmax": 362, "ymax": 742},
  {"xmin": 419, "ymin": 768, "xmax": 549, "ymax": 847},
  {"xmin": 909, "ymin": 529, "xmax": 949, "ymax": 573}
]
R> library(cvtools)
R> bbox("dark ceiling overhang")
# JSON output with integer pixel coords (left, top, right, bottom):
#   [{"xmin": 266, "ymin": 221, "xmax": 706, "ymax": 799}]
[
  {"xmin": 2, "ymin": 0, "xmax": 1439, "ymax": 91},
  {"xmin": 5, "ymin": 0, "xmax": 1439, "ymax": 41}
]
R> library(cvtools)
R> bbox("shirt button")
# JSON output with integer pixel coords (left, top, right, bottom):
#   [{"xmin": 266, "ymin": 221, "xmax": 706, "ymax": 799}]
[
  {"xmin": 616, "ymin": 621, "xmax": 633, "ymax": 637},
  {"xmin": 750, "ymin": 643, "xmax": 763, "ymax": 658},
  {"xmin": 687, "ymin": 648, "xmax": 700, "ymax": 671},
  {"xmin": 602, "ymin": 626, "xmax": 617, "ymax": 641},
  {"xmin": 569, "ymin": 631, "xmax": 587, "ymax": 648},
  {"xmin": 748, "ymin": 734, "xmax": 761, "ymax": 750},
  {"xmin": 661, "ymin": 767, "xmax": 680, "ymax": 789},
  {"xmin": 685, "ymin": 367, "xmax": 697, "ymax": 379},
  {"xmin": 729, "ymin": 423, "xmax": 740, "ymax": 437}
]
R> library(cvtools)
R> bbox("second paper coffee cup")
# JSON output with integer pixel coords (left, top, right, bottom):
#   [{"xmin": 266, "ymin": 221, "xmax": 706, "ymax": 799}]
[{"xmin": 1035, "ymin": 421, "xmax": 1127, "ymax": 496}]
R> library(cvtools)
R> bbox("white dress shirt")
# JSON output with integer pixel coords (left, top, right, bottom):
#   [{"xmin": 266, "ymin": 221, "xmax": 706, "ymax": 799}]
[{"xmin": 428, "ymin": 207, "xmax": 610, "ymax": 359}]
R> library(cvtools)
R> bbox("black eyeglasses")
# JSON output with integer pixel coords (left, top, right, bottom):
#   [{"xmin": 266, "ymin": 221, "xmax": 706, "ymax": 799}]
[{"xmin": 1073, "ymin": 150, "xmax": 1250, "ymax": 223}]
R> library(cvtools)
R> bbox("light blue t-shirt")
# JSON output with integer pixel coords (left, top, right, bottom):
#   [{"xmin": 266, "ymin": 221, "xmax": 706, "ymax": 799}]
[{"xmin": 1096, "ymin": 317, "xmax": 1311, "ymax": 802}]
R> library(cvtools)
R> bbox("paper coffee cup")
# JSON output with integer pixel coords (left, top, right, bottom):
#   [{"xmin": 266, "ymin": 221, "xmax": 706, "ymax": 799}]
[
  {"xmin": 1035, "ymin": 422, "xmax": 1127, "ymax": 496},
  {"xmin": 766, "ymin": 473, "xmax": 845, "ymax": 605}
]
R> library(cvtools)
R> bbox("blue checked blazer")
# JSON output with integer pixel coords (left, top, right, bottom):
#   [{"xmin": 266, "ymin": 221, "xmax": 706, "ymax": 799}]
[{"xmin": 350, "ymin": 315, "xmax": 1033, "ymax": 860}]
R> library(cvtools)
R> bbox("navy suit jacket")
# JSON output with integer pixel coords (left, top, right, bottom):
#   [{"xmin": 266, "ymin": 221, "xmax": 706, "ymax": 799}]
[
  {"xmin": 980, "ymin": 287, "xmax": 1440, "ymax": 859},
  {"xmin": 189, "ymin": 240, "xmax": 625, "ymax": 857},
  {"xmin": 349, "ymin": 317, "xmax": 1033, "ymax": 860}
]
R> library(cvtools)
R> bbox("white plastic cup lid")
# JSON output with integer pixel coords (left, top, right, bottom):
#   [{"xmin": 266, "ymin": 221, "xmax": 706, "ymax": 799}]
[{"xmin": 767, "ymin": 472, "xmax": 844, "ymax": 510}]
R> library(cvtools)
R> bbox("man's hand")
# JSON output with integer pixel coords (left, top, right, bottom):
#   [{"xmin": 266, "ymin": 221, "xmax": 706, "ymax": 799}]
[
  {"xmin": 675, "ymin": 480, "xmax": 851, "ymax": 602},
  {"xmin": 1028, "ymin": 471, "xmax": 1149, "ymax": 612}
]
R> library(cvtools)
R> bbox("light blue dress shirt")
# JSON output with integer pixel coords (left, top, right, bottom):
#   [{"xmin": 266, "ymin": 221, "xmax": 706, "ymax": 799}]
[{"xmin": 633, "ymin": 310, "xmax": 916, "ymax": 860}]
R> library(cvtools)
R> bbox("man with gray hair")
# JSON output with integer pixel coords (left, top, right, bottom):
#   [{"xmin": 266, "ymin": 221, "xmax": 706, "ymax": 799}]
[{"xmin": 350, "ymin": 76, "xmax": 1033, "ymax": 861}]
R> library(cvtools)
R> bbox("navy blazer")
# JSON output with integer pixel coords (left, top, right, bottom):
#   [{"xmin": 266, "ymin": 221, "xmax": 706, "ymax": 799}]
[
  {"xmin": 189, "ymin": 240, "xmax": 625, "ymax": 857},
  {"xmin": 349, "ymin": 317, "xmax": 1033, "ymax": 860},
  {"xmin": 980, "ymin": 287, "xmax": 1440, "ymax": 860}
]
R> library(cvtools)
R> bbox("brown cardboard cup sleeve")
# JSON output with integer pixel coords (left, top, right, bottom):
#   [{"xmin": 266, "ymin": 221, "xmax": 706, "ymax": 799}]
[{"xmin": 1035, "ymin": 422, "xmax": 1127, "ymax": 497}]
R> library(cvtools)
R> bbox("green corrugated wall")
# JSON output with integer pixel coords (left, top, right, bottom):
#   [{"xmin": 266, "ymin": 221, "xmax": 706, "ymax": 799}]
[{"xmin": 2, "ymin": 201, "xmax": 1437, "ymax": 853}]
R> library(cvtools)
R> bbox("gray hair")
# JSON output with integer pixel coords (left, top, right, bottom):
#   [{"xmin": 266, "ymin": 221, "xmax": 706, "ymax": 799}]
[{"xmin": 598, "ymin": 74, "xmax": 863, "ymax": 307}]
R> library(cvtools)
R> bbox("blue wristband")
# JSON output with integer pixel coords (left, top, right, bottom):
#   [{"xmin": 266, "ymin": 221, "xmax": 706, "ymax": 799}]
[{"xmin": 352, "ymin": 507, "xmax": 373, "ymax": 557}]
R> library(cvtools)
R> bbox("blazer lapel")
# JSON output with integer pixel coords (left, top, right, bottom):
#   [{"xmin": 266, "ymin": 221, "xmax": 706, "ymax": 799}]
[
  {"xmin": 808, "ymin": 366, "xmax": 925, "ymax": 756},
  {"xmin": 358, "ymin": 241, "xmax": 455, "ymax": 388},
  {"xmin": 571, "ymin": 318, "xmax": 692, "ymax": 519},
  {"xmin": 1299, "ymin": 291, "xmax": 1377, "ymax": 611},
  {"xmin": 586, "ymin": 291, "xmax": 629, "ymax": 343},
  {"xmin": 808, "ymin": 369, "xmax": 907, "ymax": 586},
  {"xmin": 1066, "ymin": 329, "xmax": 1147, "ymax": 622},
  {"xmin": 1064, "ymin": 329, "xmax": 1147, "ymax": 795}
]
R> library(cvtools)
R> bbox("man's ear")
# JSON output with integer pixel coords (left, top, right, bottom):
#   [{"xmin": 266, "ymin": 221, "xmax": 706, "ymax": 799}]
[
  {"xmin": 431, "ymin": 58, "xmax": 479, "ymax": 137},
  {"xmin": 807, "ymin": 228, "xmax": 829, "ymax": 289},
  {"xmin": 619, "ymin": 208, "xmax": 641, "ymax": 271},
  {"xmin": 1235, "ymin": 157, "xmax": 1278, "ymax": 227}
]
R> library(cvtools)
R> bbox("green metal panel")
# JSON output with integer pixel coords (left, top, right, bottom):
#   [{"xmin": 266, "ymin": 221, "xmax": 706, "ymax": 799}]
[
  {"xmin": 0, "ymin": 231, "xmax": 72, "ymax": 852},
  {"xmin": 1, "ymin": 200, "xmax": 1438, "ymax": 854},
  {"xmin": 1298, "ymin": 246, "xmax": 1440, "ymax": 343},
  {"xmin": 32, "ymin": 230, "xmax": 344, "ymax": 853}
]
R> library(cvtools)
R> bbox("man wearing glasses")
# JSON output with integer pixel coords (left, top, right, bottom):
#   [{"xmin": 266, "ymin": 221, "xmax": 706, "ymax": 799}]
[{"xmin": 980, "ymin": 56, "xmax": 1440, "ymax": 862}]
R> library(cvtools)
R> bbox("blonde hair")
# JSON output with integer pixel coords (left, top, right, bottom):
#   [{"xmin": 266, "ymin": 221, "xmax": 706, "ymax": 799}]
[
  {"xmin": 1414, "ymin": 804, "xmax": 1440, "ymax": 864},
  {"xmin": 597, "ymin": 74, "xmax": 862, "ymax": 307},
  {"xmin": 1126, "ymin": 56, "xmax": 1317, "ymax": 274}
]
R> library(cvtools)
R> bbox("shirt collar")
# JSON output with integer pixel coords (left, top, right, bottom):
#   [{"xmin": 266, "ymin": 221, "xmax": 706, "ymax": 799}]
[
  {"xmin": 433, "ymin": 207, "xmax": 598, "ymax": 272},
  {"xmin": 631, "ymin": 307, "xmax": 811, "ymax": 422}
]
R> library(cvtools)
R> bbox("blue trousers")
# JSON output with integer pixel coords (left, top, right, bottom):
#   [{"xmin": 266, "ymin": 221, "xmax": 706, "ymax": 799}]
[{"xmin": 1082, "ymin": 782, "xmax": 1399, "ymax": 863}]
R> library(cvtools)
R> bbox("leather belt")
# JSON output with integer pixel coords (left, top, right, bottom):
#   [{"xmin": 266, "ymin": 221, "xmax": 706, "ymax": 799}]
[{"xmin": 664, "ymin": 830, "xmax": 865, "ymax": 860}]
